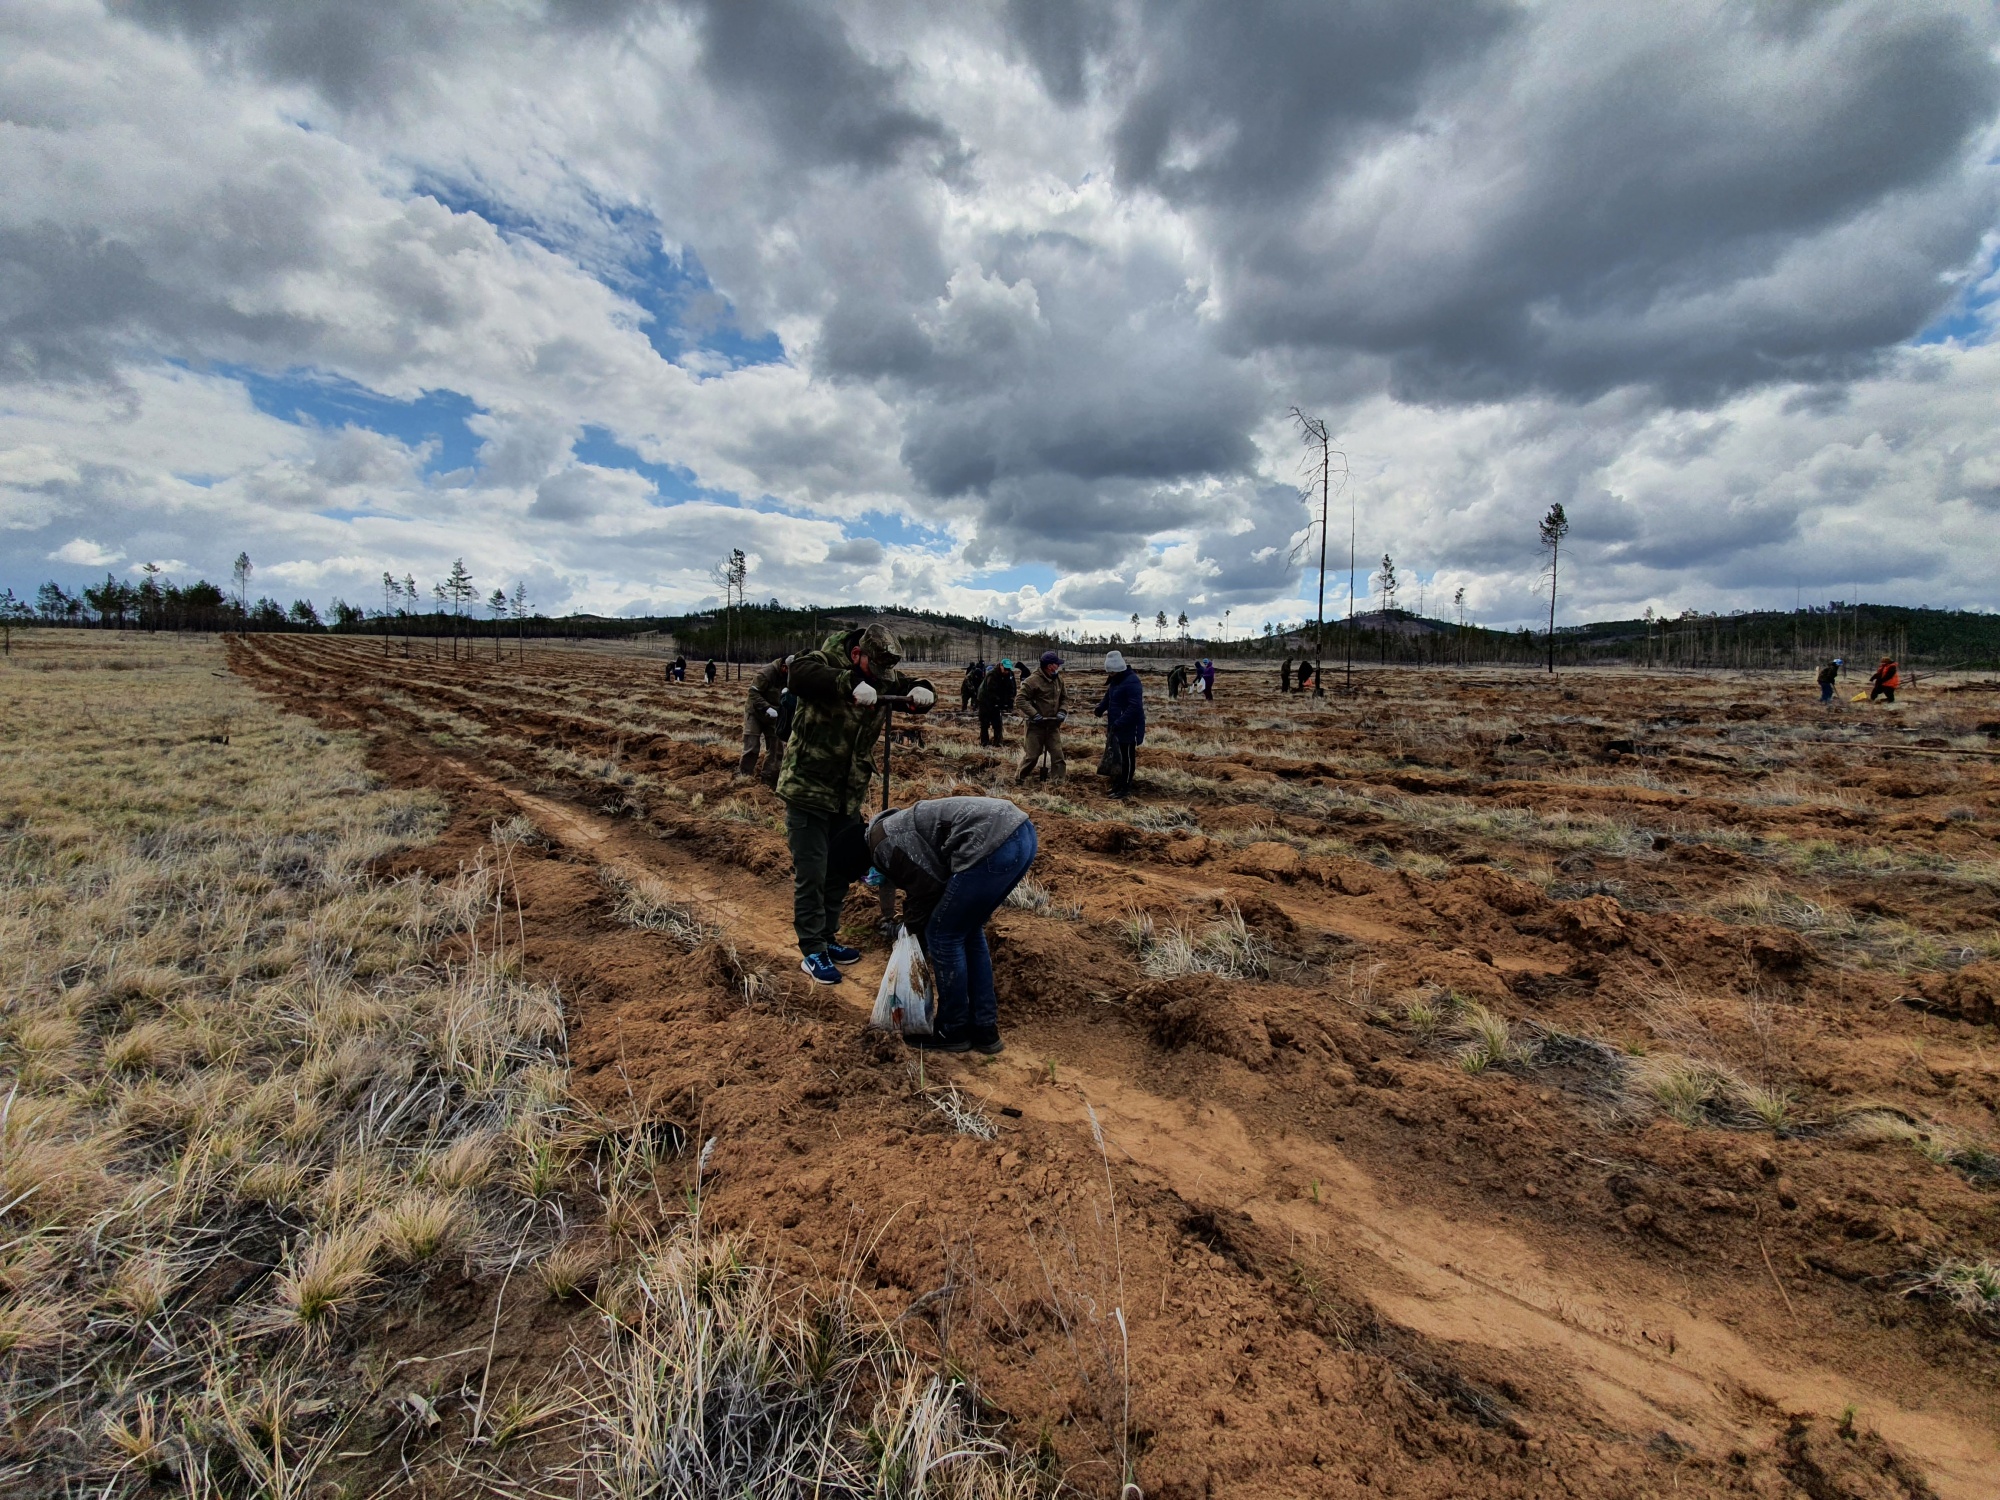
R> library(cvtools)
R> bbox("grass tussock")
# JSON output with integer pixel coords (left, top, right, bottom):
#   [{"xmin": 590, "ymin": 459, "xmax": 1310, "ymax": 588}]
[
  {"xmin": 1903, "ymin": 1257, "xmax": 2000, "ymax": 1333},
  {"xmin": 1126, "ymin": 904, "xmax": 1272, "ymax": 980},
  {"xmin": 601, "ymin": 868, "xmax": 717, "ymax": 947},
  {"xmin": 576, "ymin": 1227, "xmax": 1038, "ymax": 1498}
]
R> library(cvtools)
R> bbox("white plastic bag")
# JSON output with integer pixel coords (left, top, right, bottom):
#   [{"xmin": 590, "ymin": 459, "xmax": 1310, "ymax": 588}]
[{"xmin": 870, "ymin": 925, "xmax": 935, "ymax": 1036}]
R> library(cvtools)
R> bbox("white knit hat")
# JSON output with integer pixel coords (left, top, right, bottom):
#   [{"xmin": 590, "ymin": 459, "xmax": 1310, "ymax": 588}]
[{"xmin": 1103, "ymin": 650, "xmax": 1128, "ymax": 672}]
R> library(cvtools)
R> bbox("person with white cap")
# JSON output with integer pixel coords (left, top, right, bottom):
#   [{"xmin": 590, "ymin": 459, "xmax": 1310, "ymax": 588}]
[
  {"xmin": 1017, "ymin": 650, "xmax": 1068, "ymax": 782},
  {"xmin": 1816, "ymin": 657, "xmax": 1843, "ymax": 705},
  {"xmin": 1093, "ymin": 649, "xmax": 1145, "ymax": 799}
]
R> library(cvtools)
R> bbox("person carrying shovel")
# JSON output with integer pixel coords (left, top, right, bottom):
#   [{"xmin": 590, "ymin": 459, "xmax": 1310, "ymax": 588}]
[
  {"xmin": 777, "ymin": 623, "xmax": 935, "ymax": 985},
  {"xmin": 1016, "ymin": 650, "xmax": 1067, "ymax": 783}
]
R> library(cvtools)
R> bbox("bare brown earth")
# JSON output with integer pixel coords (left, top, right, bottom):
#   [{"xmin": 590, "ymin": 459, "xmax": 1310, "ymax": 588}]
[{"xmin": 230, "ymin": 635, "xmax": 2000, "ymax": 1499}]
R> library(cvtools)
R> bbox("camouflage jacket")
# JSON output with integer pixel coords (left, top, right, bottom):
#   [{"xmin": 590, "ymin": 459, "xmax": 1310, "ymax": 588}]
[{"xmin": 776, "ymin": 629, "xmax": 933, "ymax": 816}]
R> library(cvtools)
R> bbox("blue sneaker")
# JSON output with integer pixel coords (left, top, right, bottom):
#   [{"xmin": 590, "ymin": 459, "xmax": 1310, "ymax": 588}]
[
  {"xmin": 824, "ymin": 943, "xmax": 863, "ymax": 966},
  {"xmin": 800, "ymin": 952, "xmax": 842, "ymax": 985}
]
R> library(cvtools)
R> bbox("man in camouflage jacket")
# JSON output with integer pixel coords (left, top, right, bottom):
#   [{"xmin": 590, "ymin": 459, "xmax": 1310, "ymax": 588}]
[{"xmin": 777, "ymin": 623, "xmax": 935, "ymax": 981}]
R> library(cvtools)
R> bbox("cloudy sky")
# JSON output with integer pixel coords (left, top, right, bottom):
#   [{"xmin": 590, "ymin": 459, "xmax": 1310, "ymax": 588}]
[{"xmin": 4, "ymin": 0, "xmax": 1997, "ymax": 631}]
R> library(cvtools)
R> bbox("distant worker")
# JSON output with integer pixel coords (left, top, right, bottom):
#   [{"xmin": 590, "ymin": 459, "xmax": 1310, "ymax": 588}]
[
  {"xmin": 704, "ymin": 658, "xmax": 717, "ymax": 684},
  {"xmin": 1196, "ymin": 657, "xmax": 1216, "ymax": 701},
  {"xmin": 866, "ymin": 795, "xmax": 1038, "ymax": 1054},
  {"xmin": 778, "ymin": 624, "xmax": 935, "ymax": 985},
  {"xmin": 1868, "ymin": 655, "xmax": 1900, "ymax": 704},
  {"xmin": 1817, "ymin": 658, "xmax": 1843, "ymax": 704},
  {"xmin": 1166, "ymin": 661, "xmax": 1187, "ymax": 699},
  {"xmin": 1296, "ymin": 660, "xmax": 1316, "ymax": 695},
  {"xmin": 1017, "ymin": 651, "xmax": 1067, "ymax": 783},
  {"xmin": 738, "ymin": 655, "xmax": 792, "ymax": 785},
  {"xmin": 1094, "ymin": 649, "xmax": 1145, "ymax": 800},
  {"xmin": 977, "ymin": 656, "xmax": 1016, "ymax": 746},
  {"xmin": 1280, "ymin": 656, "xmax": 1293, "ymax": 694},
  {"xmin": 960, "ymin": 660, "xmax": 984, "ymax": 711},
  {"xmin": 671, "ymin": 655, "xmax": 687, "ymax": 682}
]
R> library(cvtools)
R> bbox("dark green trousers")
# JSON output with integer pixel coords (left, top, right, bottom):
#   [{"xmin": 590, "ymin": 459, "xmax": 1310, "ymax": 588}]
[{"xmin": 785, "ymin": 804, "xmax": 862, "ymax": 956}]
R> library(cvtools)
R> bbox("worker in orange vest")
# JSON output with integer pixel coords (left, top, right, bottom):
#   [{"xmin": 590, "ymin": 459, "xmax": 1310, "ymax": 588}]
[{"xmin": 1867, "ymin": 656, "xmax": 1900, "ymax": 703}]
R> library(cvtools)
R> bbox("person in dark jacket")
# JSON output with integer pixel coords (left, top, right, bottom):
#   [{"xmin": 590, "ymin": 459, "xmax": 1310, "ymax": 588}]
[
  {"xmin": 867, "ymin": 796, "xmax": 1037, "ymax": 1054},
  {"xmin": 1196, "ymin": 658, "xmax": 1216, "ymax": 701},
  {"xmin": 960, "ymin": 661, "xmax": 985, "ymax": 711},
  {"xmin": 1094, "ymin": 650, "xmax": 1145, "ymax": 799},
  {"xmin": 1165, "ymin": 662, "xmax": 1187, "ymax": 699},
  {"xmin": 977, "ymin": 657, "xmax": 1016, "ymax": 745},
  {"xmin": 1280, "ymin": 657, "xmax": 1293, "ymax": 693},
  {"xmin": 738, "ymin": 656, "xmax": 791, "ymax": 783},
  {"xmin": 1816, "ymin": 658, "xmax": 1843, "ymax": 704},
  {"xmin": 1295, "ymin": 659, "xmax": 1316, "ymax": 695},
  {"xmin": 671, "ymin": 655, "xmax": 687, "ymax": 682},
  {"xmin": 704, "ymin": 658, "xmax": 717, "ymax": 684}
]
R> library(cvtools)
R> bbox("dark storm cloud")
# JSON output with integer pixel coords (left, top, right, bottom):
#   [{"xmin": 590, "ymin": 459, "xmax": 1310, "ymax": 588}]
[
  {"xmin": 117, "ymin": 0, "xmax": 468, "ymax": 106},
  {"xmin": 1003, "ymin": 0, "xmax": 1116, "ymax": 107},
  {"xmin": 0, "ymin": 222, "xmax": 314, "ymax": 386},
  {"xmin": 118, "ymin": 0, "xmax": 657, "ymax": 105},
  {"xmin": 676, "ymin": 0, "xmax": 960, "ymax": 173},
  {"xmin": 1111, "ymin": 0, "xmax": 1515, "ymax": 208},
  {"xmin": 1201, "ymin": 1, "xmax": 2000, "ymax": 401}
]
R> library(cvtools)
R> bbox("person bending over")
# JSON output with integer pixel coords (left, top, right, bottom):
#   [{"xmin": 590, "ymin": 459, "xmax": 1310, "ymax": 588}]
[{"xmin": 868, "ymin": 796, "xmax": 1037, "ymax": 1054}]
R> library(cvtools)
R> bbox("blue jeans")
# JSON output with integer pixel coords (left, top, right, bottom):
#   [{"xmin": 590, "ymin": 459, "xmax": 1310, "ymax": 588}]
[
  {"xmin": 1819, "ymin": 682, "xmax": 1833, "ymax": 702},
  {"xmin": 924, "ymin": 821, "xmax": 1037, "ymax": 1038}
]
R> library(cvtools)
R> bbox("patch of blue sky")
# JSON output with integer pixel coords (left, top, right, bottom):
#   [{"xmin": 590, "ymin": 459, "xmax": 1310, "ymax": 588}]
[
  {"xmin": 838, "ymin": 509, "xmax": 953, "ymax": 549},
  {"xmin": 572, "ymin": 426, "xmax": 739, "ymax": 504},
  {"xmin": 1913, "ymin": 245, "xmax": 1998, "ymax": 346},
  {"xmin": 413, "ymin": 178, "xmax": 785, "ymax": 373},
  {"xmin": 225, "ymin": 364, "xmax": 483, "ymax": 476},
  {"xmin": 966, "ymin": 562, "xmax": 1059, "ymax": 594}
]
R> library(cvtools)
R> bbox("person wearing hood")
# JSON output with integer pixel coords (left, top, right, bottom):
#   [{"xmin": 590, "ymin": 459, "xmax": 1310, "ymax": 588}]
[
  {"xmin": 1094, "ymin": 650, "xmax": 1145, "ymax": 799},
  {"xmin": 867, "ymin": 796, "xmax": 1037, "ymax": 1054},
  {"xmin": 739, "ymin": 655, "xmax": 792, "ymax": 784},
  {"xmin": 960, "ymin": 659, "xmax": 985, "ymax": 711},
  {"xmin": 1816, "ymin": 658, "xmax": 1843, "ymax": 704},
  {"xmin": 977, "ymin": 656, "xmax": 1017, "ymax": 746},
  {"xmin": 1017, "ymin": 651, "xmax": 1068, "ymax": 782},
  {"xmin": 777, "ymin": 623, "xmax": 935, "ymax": 985},
  {"xmin": 1196, "ymin": 657, "xmax": 1216, "ymax": 701}
]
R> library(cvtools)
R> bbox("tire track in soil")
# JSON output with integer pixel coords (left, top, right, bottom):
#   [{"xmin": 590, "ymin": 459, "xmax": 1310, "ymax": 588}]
[{"xmin": 445, "ymin": 758, "xmax": 1997, "ymax": 1499}]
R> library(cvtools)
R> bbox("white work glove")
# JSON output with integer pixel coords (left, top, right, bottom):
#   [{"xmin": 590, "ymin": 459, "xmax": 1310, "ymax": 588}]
[
  {"xmin": 908, "ymin": 686, "xmax": 935, "ymax": 708},
  {"xmin": 852, "ymin": 680, "xmax": 878, "ymax": 707},
  {"xmin": 765, "ymin": 706, "xmax": 778, "ymax": 719}
]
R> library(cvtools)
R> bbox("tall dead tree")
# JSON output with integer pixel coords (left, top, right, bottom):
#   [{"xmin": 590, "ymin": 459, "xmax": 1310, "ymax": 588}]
[
  {"xmin": 1288, "ymin": 409, "xmax": 1348, "ymax": 698},
  {"xmin": 1538, "ymin": 503, "xmax": 1569, "ymax": 674}
]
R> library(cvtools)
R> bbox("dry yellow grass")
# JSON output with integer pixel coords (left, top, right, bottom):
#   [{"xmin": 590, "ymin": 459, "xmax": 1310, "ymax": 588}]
[{"xmin": 0, "ymin": 632, "xmax": 564, "ymax": 1491}]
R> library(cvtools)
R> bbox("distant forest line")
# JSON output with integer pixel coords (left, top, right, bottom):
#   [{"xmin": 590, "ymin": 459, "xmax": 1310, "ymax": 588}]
[{"xmin": 6, "ymin": 571, "xmax": 1997, "ymax": 671}]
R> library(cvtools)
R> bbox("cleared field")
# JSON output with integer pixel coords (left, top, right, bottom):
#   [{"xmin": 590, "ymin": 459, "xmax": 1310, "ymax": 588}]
[{"xmin": 13, "ymin": 628, "xmax": 1998, "ymax": 1497}]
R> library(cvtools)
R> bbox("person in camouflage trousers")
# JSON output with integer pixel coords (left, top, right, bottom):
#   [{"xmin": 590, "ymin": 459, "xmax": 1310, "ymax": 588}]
[
  {"xmin": 738, "ymin": 655, "xmax": 791, "ymax": 785},
  {"xmin": 777, "ymin": 623, "xmax": 935, "ymax": 984}
]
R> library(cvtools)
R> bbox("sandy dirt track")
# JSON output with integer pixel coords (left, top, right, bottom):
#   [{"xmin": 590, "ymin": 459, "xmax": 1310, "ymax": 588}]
[{"xmin": 232, "ymin": 634, "xmax": 2000, "ymax": 1499}]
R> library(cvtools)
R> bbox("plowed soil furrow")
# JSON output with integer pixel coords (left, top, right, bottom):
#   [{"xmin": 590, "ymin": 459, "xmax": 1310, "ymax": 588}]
[{"xmin": 231, "ymin": 635, "xmax": 2000, "ymax": 1499}]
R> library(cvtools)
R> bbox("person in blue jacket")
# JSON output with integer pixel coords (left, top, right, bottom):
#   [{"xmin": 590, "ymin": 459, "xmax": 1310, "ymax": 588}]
[{"xmin": 1093, "ymin": 649, "xmax": 1145, "ymax": 800}]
